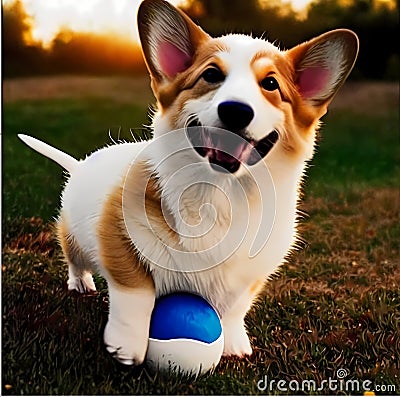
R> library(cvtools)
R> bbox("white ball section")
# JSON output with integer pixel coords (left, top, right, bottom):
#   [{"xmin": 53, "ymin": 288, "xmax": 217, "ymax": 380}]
[{"xmin": 146, "ymin": 292, "xmax": 224, "ymax": 376}]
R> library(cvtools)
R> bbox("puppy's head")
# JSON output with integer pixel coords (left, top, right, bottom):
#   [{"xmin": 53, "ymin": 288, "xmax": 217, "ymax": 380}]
[{"xmin": 138, "ymin": 0, "xmax": 359, "ymax": 174}]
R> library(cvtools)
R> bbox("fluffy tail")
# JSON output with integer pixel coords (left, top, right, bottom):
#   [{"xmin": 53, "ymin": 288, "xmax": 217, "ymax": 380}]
[{"xmin": 18, "ymin": 134, "xmax": 79, "ymax": 173}]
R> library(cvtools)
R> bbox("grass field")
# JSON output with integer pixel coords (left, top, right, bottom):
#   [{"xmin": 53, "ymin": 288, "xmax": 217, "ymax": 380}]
[{"xmin": 2, "ymin": 77, "xmax": 400, "ymax": 395}]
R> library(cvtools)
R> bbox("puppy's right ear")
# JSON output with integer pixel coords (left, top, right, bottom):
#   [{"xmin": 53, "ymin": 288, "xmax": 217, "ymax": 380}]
[{"xmin": 138, "ymin": 0, "xmax": 209, "ymax": 82}]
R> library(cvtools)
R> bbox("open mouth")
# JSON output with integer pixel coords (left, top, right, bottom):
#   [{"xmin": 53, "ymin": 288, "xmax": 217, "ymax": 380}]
[{"xmin": 186, "ymin": 119, "xmax": 279, "ymax": 173}]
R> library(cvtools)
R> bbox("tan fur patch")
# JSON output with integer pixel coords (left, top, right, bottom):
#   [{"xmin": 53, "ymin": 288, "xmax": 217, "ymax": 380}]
[
  {"xmin": 123, "ymin": 161, "xmax": 181, "ymax": 252},
  {"xmin": 156, "ymin": 39, "xmax": 228, "ymax": 115},
  {"xmin": 97, "ymin": 184, "xmax": 155, "ymax": 290},
  {"xmin": 249, "ymin": 279, "xmax": 265, "ymax": 296},
  {"xmin": 57, "ymin": 215, "xmax": 91, "ymax": 270},
  {"xmin": 145, "ymin": 179, "xmax": 180, "ymax": 246},
  {"xmin": 251, "ymin": 52, "xmax": 293, "ymax": 104},
  {"xmin": 251, "ymin": 50, "xmax": 323, "ymax": 155}
]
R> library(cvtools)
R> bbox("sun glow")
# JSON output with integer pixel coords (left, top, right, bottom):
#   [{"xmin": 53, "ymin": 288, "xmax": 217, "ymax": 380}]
[
  {"xmin": 6, "ymin": 0, "xmax": 147, "ymax": 46},
  {"xmin": 3, "ymin": 0, "xmax": 396, "ymax": 47},
  {"xmin": 3, "ymin": 0, "xmax": 313, "ymax": 47}
]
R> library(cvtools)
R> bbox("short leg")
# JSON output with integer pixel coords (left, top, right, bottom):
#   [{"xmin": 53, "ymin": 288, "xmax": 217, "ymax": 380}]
[
  {"xmin": 104, "ymin": 285, "xmax": 155, "ymax": 365},
  {"xmin": 221, "ymin": 282, "xmax": 264, "ymax": 357},
  {"xmin": 221, "ymin": 314, "xmax": 252, "ymax": 357},
  {"xmin": 67, "ymin": 265, "xmax": 96, "ymax": 293},
  {"xmin": 57, "ymin": 216, "xmax": 96, "ymax": 293},
  {"xmin": 97, "ymin": 185, "xmax": 157, "ymax": 365}
]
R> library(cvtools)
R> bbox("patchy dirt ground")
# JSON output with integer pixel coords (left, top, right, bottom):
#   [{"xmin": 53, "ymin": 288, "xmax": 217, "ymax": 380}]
[
  {"xmin": 2, "ymin": 75, "xmax": 155, "ymax": 106},
  {"xmin": 3, "ymin": 76, "xmax": 399, "ymax": 115},
  {"xmin": 329, "ymin": 81, "xmax": 399, "ymax": 115},
  {"xmin": 3, "ymin": 75, "xmax": 399, "ymax": 394}
]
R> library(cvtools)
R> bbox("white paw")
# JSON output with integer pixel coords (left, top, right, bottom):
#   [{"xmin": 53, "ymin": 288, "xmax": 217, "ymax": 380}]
[
  {"xmin": 68, "ymin": 271, "xmax": 96, "ymax": 293},
  {"xmin": 222, "ymin": 322, "xmax": 252, "ymax": 357},
  {"xmin": 104, "ymin": 319, "xmax": 149, "ymax": 366}
]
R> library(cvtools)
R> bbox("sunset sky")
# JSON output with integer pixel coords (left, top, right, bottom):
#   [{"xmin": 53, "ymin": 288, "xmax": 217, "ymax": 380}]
[
  {"xmin": 3, "ymin": 0, "xmax": 396, "ymax": 47},
  {"xmin": 3, "ymin": 0, "xmax": 313, "ymax": 46}
]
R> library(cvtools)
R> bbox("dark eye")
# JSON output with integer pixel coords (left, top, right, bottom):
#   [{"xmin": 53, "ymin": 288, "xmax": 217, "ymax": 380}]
[
  {"xmin": 260, "ymin": 76, "xmax": 279, "ymax": 91},
  {"xmin": 201, "ymin": 67, "xmax": 225, "ymax": 84}
]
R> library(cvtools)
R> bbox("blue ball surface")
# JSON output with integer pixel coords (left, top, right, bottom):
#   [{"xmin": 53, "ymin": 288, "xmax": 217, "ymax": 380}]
[{"xmin": 149, "ymin": 292, "xmax": 222, "ymax": 343}]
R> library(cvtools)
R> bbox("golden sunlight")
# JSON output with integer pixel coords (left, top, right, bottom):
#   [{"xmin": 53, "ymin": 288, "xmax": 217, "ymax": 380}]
[
  {"xmin": 3, "ymin": 0, "xmax": 396, "ymax": 47},
  {"xmin": 3, "ymin": 0, "xmax": 151, "ymax": 46},
  {"xmin": 289, "ymin": 0, "xmax": 311, "ymax": 11},
  {"xmin": 3, "ymin": 0, "xmax": 313, "ymax": 47}
]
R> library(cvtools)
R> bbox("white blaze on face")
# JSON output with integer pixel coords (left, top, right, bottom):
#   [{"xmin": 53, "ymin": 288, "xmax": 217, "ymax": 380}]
[{"xmin": 186, "ymin": 34, "xmax": 284, "ymax": 143}]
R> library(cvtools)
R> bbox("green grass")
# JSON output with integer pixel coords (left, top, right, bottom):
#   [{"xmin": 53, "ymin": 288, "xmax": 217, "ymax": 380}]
[
  {"xmin": 2, "ymin": 94, "xmax": 400, "ymax": 395},
  {"xmin": 308, "ymin": 110, "xmax": 400, "ymax": 196},
  {"xmin": 3, "ymin": 98, "xmax": 150, "ymax": 221}
]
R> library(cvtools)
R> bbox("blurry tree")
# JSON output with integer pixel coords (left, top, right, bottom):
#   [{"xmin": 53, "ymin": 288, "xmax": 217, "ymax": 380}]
[
  {"xmin": 182, "ymin": 0, "xmax": 399, "ymax": 80},
  {"xmin": 306, "ymin": 0, "xmax": 399, "ymax": 78},
  {"xmin": 2, "ymin": 0, "xmax": 398, "ymax": 79},
  {"xmin": 2, "ymin": 0, "xmax": 46, "ymax": 76},
  {"xmin": 2, "ymin": 0, "xmax": 31, "ymax": 50},
  {"xmin": 182, "ymin": 0, "xmax": 300, "ymax": 45},
  {"xmin": 2, "ymin": 1, "xmax": 146, "ymax": 76},
  {"xmin": 50, "ymin": 30, "xmax": 146, "ymax": 75}
]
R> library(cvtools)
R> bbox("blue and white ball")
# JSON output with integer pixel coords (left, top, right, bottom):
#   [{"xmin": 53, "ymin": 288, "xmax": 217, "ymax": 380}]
[{"xmin": 146, "ymin": 292, "xmax": 224, "ymax": 375}]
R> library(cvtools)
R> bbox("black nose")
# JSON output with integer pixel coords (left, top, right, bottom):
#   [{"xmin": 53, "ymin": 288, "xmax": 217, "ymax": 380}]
[{"xmin": 218, "ymin": 101, "xmax": 254, "ymax": 132}]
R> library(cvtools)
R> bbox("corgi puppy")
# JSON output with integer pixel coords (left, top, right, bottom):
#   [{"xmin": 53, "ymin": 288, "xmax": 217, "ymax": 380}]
[{"xmin": 19, "ymin": 0, "xmax": 358, "ymax": 367}]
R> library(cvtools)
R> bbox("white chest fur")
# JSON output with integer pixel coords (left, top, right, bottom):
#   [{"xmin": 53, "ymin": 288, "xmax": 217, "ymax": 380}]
[
  {"xmin": 62, "ymin": 133, "xmax": 304, "ymax": 316},
  {"xmin": 120, "ymin": 128, "xmax": 304, "ymax": 315}
]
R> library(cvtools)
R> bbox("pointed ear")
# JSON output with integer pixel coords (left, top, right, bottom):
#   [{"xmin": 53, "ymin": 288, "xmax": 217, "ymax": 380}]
[
  {"xmin": 287, "ymin": 29, "xmax": 359, "ymax": 106},
  {"xmin": 138, "ymin": 0, "xmax": 210, "ymax": 82}
]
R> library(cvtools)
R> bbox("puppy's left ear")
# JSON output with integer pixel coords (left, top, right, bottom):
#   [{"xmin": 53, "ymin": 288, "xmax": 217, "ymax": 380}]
[
  {"xmin": 288, "ymin": 29, "xmax": 359, "ymax": 107},
  {"xmin": 138, "ymin": 0, "xmax": 210, "ymax": 82}
]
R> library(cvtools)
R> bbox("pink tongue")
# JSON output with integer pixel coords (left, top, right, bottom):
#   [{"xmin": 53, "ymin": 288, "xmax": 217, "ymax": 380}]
[{"xmin": 212, "ymin": 137, "xmax": 248, "ymax": 162}]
